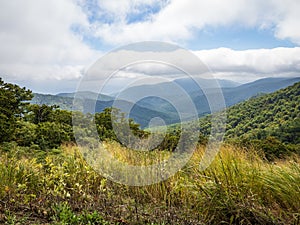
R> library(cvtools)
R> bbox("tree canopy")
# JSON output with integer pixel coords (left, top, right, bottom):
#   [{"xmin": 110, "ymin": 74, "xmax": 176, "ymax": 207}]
[{"xmin": 0, "ymin": 78, "xmax": 33, "ymax": 142}]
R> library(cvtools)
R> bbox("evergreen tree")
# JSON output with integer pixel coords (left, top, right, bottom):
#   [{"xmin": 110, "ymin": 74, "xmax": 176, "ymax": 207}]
[{"xmin": 0, "ymin": 78, "xmax": 33, "ymax": 142}]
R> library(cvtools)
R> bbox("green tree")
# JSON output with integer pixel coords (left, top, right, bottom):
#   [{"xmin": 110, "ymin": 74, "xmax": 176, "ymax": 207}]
[
  {"xmin": 0, "ymin": 78, "xmax": 33, "ymax": 142},
  {"xmin": 26, "ymin": 104, "xmax": 59, "ymax": 124},
  {"xmin": 14, "ymin": 120, "xmax": 37, "ymax": 146},
  {"xmin": 35, "ymin": 122, "xmax": 71, "ymax": 150},
  {"xmin": 94, "ymin": 107, "xmax": 148, "ymax": 142}
]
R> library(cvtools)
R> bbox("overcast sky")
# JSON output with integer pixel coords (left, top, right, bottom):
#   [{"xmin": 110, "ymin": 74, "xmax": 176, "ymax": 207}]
[{"xmin": 0, "ymin": 0, "xmax": 300, "ymax": 94}]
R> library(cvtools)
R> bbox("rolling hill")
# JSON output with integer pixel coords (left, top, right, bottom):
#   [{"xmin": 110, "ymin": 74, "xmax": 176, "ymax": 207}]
[
  {"xmin": 198, "ymin": 81, "xmax": 300, "ymax": 159},
  {"xmin": 112, "ymin": 77, "xmax": 300, "ymax": 117},
  {"xmin": 31, "ymin": 93, "xmax": 177, "ymax": 128},
  {"xmin": 31, "ymin": 77, "xmax": 300, "ymax": 128}
]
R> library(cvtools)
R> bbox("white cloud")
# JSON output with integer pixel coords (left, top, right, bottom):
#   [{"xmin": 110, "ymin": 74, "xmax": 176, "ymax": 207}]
[
  {"xmin": 273, "ymin": 0, "xmax": 300, "ymax": 43},
  {"xmin": 195, "ymin": 47, "xmax": 300, "ymax": 73},
  {"xmin": 94, "ymin": 47, "xmax": 300, "ymax": 78},
  {"xmin": 0, "ymin": 0, "xmax": 100, "ymax": 90},
  {"xmin": 194, "ymin": 47, "xmax": 300, "ymax": 82},
  {"xmin": 84, "ymin": 47, "xmax": 300, "ymax": 88},
  {"xmin": 90, "ymin": 0, "xmax": 300, "ymax": 45}
]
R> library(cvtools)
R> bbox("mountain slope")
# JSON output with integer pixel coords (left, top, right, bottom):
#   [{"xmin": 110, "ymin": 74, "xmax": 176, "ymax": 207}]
[
  {"xmin": 32, "ymin": 77, "xmax": 300, "ymax": 129},
  {"xmin": 115, "ymin": 77, "xmax": 300, "ymax": 115},
  {"xmin": 32, "ymin": 93, "xmax": 74, "ymax": 110},
  {"xmin": 224, "ymin": 81, "xmax": 300, "ymax": 141},
  {"xmin": 57, "ymin": 91, "xmax": 114, "ymax": 101},
  {"xmin": 31, "ymin": 93, "xmax": 177, "ymax": 128},
  {"xmin": 199, "ymin": 81, "xmax": 300, "ymax": 159},
  {"xmin": 222, "ymin": 77, "xmax": 300, "ymax": 106},
  {"xmin": 135, "ymin": 77, "xmax": 300, "ymax": 118}
]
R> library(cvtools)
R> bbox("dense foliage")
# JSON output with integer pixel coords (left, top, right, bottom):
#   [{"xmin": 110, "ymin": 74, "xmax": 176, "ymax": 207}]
[
  {"xmin": 198, "ymin": 81, "xmax": 300, "ymax": 159},
  {"xmin": 225, "ymin": 82, "xmax": 299, "ymax": 140},
  {"xmin": 0, "ymin": 79, "xmax": 147, "ymax": 151},
  {"xmin": 0, "ymin": 78, "xmax": 33, "ymax": 142}
]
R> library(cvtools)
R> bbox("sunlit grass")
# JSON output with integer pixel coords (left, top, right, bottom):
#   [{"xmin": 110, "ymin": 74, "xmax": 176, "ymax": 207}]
[{"xmin": 0, "ymin": 143, "xmax": 299, "ymax": 224}]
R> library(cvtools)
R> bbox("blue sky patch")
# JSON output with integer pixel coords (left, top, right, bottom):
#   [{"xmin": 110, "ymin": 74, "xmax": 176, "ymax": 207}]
[{"xmin": 185, "ymin": 26, "xmax": 296, "ymax": 50}]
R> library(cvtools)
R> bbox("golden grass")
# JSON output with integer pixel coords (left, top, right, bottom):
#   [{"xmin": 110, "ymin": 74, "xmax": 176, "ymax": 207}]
[{"xmin": 0, "ymin": 143, "xmax": 299, "ymax": 224}]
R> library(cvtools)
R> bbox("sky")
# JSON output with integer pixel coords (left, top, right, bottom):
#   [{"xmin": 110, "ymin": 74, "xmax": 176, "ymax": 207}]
[{"xmin": 0, "ymin": 0, "xmax": 300, "ymax": 94}]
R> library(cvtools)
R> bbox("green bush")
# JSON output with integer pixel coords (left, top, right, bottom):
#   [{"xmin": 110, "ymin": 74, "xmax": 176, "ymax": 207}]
[
  {"xmin": 52, "ymin": 202, "xmax": 109, "ymax": 225},
  {"xmin": 35, "ymin": 122, "xmax": 71, "ymax": 150}
]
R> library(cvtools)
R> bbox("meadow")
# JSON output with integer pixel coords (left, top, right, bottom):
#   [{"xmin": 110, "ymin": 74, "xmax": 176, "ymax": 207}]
[{"xmin": 1, "ymin": 142, "xmax": 299, "ymax": 224}]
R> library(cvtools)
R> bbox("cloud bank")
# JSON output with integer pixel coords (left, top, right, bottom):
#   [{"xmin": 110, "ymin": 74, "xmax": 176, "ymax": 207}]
[
  {"xmin": 0, "ymin": 0, "xmax": 299, "ymax": 92},
  {"xmin": 195, "ymin": 47, "xmax": 300, "ymax": 82},
  {"xmin": 91, "ymin": 0, "xmax": 300, "ymax": 45},
  {"xmin": 0, "ymin": 0, "xmax": 99, "ymax": 92}
]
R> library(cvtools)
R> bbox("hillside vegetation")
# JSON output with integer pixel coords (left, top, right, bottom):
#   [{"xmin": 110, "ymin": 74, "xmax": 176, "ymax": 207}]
[
  {"xmin": 225, "ymin": 81, "xmax": 299, "ymax": 139},
  {"xmin": 0, "ymin": 78, "xmax": 300, "ymax": 224},
  {"xmin": 198, "ymin": 81, "xmax": 300, "ymax": 160}
]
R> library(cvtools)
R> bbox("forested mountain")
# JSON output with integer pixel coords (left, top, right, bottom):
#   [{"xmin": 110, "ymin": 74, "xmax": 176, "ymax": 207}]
[
  {"xmin": 57, "ymin": 91, "xmax": 114, "ymax": 101},
  {"xmin": 163, "ymin": 77, "xmax": 300, "ymax": 116},
  {"xmin": 32, "ymin": 93, "xmax": 177, "ymax": 128},
  {"xmin": 225, "ymin": 81, "xmax": 300, "ymax": 140},
  {"xmin": 26, "ymin": 79, "xmax": 300, "ymax": 158},
  {"xmin": 32, "ymin": 77, "xmax": 300, "ymax": 127},
  {"xmin": 221, "ymin": 77, "xmax": 300, "ymax": 106},
  {"xmin": 199, "ymin": 81, "xmax": 300, "ymax": 159},
  {"xmin": 32, "ymin": 93, "xmax": 74, "ymax": 110}
]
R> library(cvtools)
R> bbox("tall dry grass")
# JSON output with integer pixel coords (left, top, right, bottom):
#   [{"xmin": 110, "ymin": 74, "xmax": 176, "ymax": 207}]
[{"xmin": 0, "ymin": 142, "xmax": 299, "ymax": 224}]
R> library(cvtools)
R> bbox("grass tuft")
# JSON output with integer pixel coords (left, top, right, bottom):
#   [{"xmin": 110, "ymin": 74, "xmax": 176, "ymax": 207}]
[{"xmin": 0, "ymin": 143, "xmax": 299, "ymax": 224}]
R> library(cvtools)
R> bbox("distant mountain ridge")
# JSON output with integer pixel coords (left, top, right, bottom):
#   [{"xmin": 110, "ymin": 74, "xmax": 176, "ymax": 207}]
[
  {"xmin": 31, "ymin": 77, "xmax": 300, "ymax": 127},
  {"xmin": 57, "ymin": 91, "xmax": 114, "ymax": 101},
  {"xmin": 32, "ymin": 93, "xmax": 178, "ymax": 128},
  {"xmin": 119, "ymin": 77, "xmax": 300, "ymax": 119}
]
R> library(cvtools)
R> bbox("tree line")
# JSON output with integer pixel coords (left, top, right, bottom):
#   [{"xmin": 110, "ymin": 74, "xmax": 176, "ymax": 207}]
[{"xmin": 1, "ymin": 78, "xmax": 299, "ymax": 160}]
